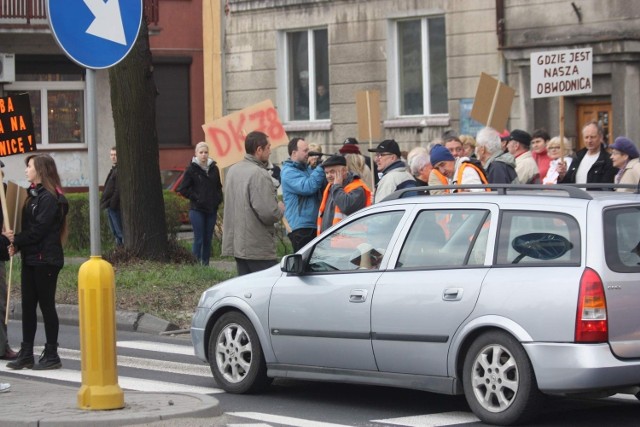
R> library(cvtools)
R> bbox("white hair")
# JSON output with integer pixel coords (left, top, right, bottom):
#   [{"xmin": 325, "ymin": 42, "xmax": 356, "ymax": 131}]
[{"xmin": 476, "ymin": 127, "xmax": 502, "ymax": 155}]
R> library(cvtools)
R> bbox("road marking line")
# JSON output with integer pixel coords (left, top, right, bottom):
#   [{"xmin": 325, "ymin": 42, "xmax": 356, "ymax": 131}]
[
  {"xmin": 227, "ymin": 412, "xmax": 352, "ymax": 427},
  {"xmin": 0, "ymin": 362, "xmax": 222, "ymax": 395},
  {"xmin": 48, "ymin": 346, "xmax": 212, "ymax": 377},
  {"xmin": 116, "ymin": 340, "xmax": 195, "ymax": 356},
  {"xmin": 372, "ymin": 412, "xmax": 479, "ymax": 426}
]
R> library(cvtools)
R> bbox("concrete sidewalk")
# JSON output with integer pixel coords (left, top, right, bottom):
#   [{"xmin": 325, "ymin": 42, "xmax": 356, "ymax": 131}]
[{"xmin": 0, "ymin": 376, "xmax": 220, "ymax": 426}]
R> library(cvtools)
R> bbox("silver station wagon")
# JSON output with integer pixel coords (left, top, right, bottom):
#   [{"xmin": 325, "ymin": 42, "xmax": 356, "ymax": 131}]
[{"xmin": 191, "ymin": 185, "xmax": 640, "ymax": 425}]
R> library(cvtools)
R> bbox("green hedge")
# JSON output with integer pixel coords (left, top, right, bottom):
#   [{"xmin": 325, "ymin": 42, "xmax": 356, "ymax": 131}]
[{"xmin": 63, "ymin": 191, "xmax": 189, "ymax": 253}]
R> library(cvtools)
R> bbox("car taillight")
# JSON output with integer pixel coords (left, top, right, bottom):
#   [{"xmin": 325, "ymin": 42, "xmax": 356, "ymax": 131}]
[{"xmin": 575, "ymin": 268, "xmax": 608, "ymax": 343}]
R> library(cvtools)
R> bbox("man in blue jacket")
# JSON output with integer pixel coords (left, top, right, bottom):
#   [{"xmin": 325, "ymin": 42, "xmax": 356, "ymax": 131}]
[{"xmin": 281, "ymin": 138, "xmax": 326, "ymax": 252}]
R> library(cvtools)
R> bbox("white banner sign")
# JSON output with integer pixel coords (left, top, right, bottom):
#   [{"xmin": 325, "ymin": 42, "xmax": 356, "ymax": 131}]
[{"xmin": 530, "ymin": 48, "xmax": 593, "ymax": 98}]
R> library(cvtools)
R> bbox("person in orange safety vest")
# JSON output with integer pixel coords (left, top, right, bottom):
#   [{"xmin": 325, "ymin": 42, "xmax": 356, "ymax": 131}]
[
  {"xmin": 428, "ymin": 144, "xmax": 489, "ymax": 194},
  {"xmin": 317, "ymin": 155, "xmax": 372, "ymax": 234}
]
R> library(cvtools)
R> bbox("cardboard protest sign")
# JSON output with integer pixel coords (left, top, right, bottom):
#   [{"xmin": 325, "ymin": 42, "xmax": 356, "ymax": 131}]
[
  {"xmin": 530, "ymin": 48, "xmax": 592, "ymax": 99},
  {"xmin": 202, "ymin": 99, "xmax": 288, "ymax": 169},
  {"xmin": 470, "ymin": 73, "xmax": 515, "ymax": 132},
  {"xmin": 5, "ymin": 180, "xmax": 27, "ymax": 233},
  {"xmin": 356, "ymin": 90, "xmax": 382, "ymax": 143},
  {"xmin": 0, "ymin": 93, "xmax": 37, "ymax": 157}
]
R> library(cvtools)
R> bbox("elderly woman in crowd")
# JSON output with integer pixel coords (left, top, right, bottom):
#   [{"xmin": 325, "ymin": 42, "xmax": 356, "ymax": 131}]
[
  {"xmin": 610, "ymin": 136, "xmax": 640, "ymax": 192},
  {"xmin": 542, "ymin": 136, "xmax": 574, "ymax": 185}
]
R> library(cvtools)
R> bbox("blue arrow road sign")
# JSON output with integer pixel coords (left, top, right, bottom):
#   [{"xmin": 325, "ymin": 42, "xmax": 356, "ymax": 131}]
[{"xmin": 47, "ymin": 0, "xmax": 143, "ymax": 69}]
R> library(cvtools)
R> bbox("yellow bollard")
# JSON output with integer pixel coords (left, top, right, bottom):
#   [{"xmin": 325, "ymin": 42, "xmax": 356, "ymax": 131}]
[{"xmin": 77, "ymin": 256, "xmax": 124, "ymax": 410}]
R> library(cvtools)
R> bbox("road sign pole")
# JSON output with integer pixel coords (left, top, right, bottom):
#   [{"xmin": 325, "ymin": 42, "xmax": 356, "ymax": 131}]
[{"xmin": 86, "ymin": 69, "xmax": 101, "ymax": 256}]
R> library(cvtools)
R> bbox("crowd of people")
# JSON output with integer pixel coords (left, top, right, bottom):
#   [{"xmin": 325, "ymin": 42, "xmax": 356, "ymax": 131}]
[{"xmin": 216, "ymin": 122, "xmax": 640, "ymax": 276}]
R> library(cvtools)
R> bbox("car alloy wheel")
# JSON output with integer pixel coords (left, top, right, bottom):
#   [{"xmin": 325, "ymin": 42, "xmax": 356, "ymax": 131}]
[
  {"xmin": 215, "ymin": 322, "xmax": 252, "ymax": 384},
  {"xmin": 463, "ymin": 331, "xmax": 542, "ymax": 425},
  {"xmin": 208, "ymin": 311, "xmax": 270, "ymax": 393}
]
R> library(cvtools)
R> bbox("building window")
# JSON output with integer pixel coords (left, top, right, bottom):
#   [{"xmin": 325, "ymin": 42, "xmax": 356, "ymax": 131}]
[
  {"xmin": 284, "ymin": 28, "xmax": 330, "ymax": 122},
  {"xmin": 389, "ymin": 16, "xmax": 447, "ymax": 117},
  {"xmin": 154, "ymin": 57, "xmax": 191, "ymax": 147},
  {"xmin": 4, "ymin": 56, "xmax": 86, "ymax": 147}
]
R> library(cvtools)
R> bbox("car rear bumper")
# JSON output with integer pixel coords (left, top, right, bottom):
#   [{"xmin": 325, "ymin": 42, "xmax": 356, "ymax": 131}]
[{"xmin": 525, "ymin": 342, "xmax": 640, "ymax": 393}]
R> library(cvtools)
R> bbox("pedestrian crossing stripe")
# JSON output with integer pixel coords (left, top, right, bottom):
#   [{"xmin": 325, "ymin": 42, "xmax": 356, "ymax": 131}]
[
  {"xmin": 0, "ymin": 360, "xmax": 222, "ymax": 395},
  {"xmin": 372, "ymin": 412, "xmax": 480, "ymax": 426},
  {"xmin": 227, "ymin": 412, "xmax": 353, "ymax": 427},
  {"xmin": 116, "ymin": 340, "xmax": 195, "ymax": 356}
]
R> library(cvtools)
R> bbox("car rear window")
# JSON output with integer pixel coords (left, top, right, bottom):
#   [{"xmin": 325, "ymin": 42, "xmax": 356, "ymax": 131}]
[
  {"xmin": 604, "ymin": 206, "xmax": 640, "ymax": 273},
  {"xmin": 495, "ymin": 210, "xmax": 581, "ymax": 266}
]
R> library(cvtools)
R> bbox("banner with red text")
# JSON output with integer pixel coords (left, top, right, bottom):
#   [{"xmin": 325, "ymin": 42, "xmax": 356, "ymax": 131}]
[
  {"xmin": 0, "ymin": 93, "xmax": 37, "ymax": 157},
  {"xmin": 202, "ymin": 99, "xmax": 288, "ymax": 169}
]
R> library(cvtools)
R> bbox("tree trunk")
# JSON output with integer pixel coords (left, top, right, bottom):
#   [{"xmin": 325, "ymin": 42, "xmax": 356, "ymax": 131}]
[{"xmin": 108, "ymin": 18, "xmax": 168, "ymax": 261}]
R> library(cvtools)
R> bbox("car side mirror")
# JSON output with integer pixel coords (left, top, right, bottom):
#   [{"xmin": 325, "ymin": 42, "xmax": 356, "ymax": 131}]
[
  {"xmin": 280, "ymin": 254, "xmax": 304, "ymax": 275},
  {"xmin": 511, "ymin": 232, "xmax": 573, "ymax": 263}
]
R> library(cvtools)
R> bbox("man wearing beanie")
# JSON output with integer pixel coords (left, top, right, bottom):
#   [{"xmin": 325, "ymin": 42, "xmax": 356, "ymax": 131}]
[
  {"xmin": 317, "ymin": 155, "xmax": 372, "ymax": 234},
  {"xmin": 507, "ymin": 129, "xmax": 539, "ymax": 184},
  {"xmin": 609, "ymin": 136, "xmax": 640, "ymax": 192},
  {"xmin": 428, "ymin": 144, "xmax": 488, "ymax": 194},
  {"xmin": 368, "ymin": 139, "xmax": 416, "ymax": 202},
  {"xmin": 558, "ymin": 120, "xmax": 617, "ymax": 187}
]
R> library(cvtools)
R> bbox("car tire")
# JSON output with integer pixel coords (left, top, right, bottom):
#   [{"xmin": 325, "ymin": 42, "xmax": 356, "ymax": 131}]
[
  {"xmin": 462, "ymin": 331, "xmax": 543, "ymax": 426},
  {"xmin": 208, "ymin": 311, "xmax": 270, "ymax": 394}
]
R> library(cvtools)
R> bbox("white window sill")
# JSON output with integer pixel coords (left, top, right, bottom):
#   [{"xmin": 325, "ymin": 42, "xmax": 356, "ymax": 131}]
[
  {"xmin": 384, "ymin": 115, "xmax": 450, "ymax": 129},
  {"xmin": 284, "ymin": 120, "xmax": 332, "ymax": 132}
]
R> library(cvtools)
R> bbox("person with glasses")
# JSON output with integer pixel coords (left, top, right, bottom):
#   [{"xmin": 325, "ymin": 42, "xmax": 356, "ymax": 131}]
[
  {"xmin": 368, "ymin": 139, "xmax": 416, "ymax": 203},
  {"xmin": 542, "ymin": 136, "xmax": 574, "ymax": 185}
]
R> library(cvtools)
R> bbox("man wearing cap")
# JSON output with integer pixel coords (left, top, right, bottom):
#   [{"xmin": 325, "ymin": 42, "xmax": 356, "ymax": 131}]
[
  {"xmin": 609, "ymin": 136, "xmax": 640, "ymax": 192},
  {"xmin": 317, "ymin": 155, "xmax": 372, "ymax": 234},
  {"xmin": 429, "ymin": 144, "xmax": 488, "ymax": 194},
  {"xmin": 507, "ymin": 129, "xmax": 539, "ymax": 184},
  {"xmin": 368, "ymin": 139, "xmax": 416, "ymax": 202},
  {"xmin": 558, "ymin": 120, "xmax": 617, "ymax": 186},
  {"xmin": 281, "ymin": 138, "xmax": 326, "ymax": 251}
]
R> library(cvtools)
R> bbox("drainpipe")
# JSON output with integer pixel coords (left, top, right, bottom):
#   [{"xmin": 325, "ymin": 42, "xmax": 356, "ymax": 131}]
[{"xmin": 496, "ymin": 0, "xmax": 507, "ymax": 84}]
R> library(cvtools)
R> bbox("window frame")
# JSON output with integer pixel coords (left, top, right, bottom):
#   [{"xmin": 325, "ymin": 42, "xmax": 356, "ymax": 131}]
[
  {"xmin": 494, "ymin": 210, "xmax": 581, "ymax": 267},
  {"xmin": 4, "ymin": 80, "xmax": 87, "ymax": 149},
  {"xmin": 277, "ymin": 27, "xmax": 331, "ymax": 128},
  {"xmin": 386, "ymin": 13, "xmax": 449, "ymax": 123}
]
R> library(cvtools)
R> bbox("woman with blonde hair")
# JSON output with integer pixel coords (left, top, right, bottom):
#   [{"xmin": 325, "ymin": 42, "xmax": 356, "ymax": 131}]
[
  {"xmin": 344, "ymin": 152, "xmax": 373, "ymax": 187},
  {"xmin": 308, "ymin": 143, "xmax": 323, "ymax": 169},
  {"xmin": 542, "ymin": 136, "xmax": 574, "ymax": 185}
]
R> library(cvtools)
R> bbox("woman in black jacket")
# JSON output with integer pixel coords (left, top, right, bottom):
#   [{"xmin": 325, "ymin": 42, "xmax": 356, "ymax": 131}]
[
  {"xmin": 177, "ymin": 142, "xmax": 223, "ymax": 265},
  {"xmin": 6, "ymin": 154, "xmax": 68, "ymax": 371}
]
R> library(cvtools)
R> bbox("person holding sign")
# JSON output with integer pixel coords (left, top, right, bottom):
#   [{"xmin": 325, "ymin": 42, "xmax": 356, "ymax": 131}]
[
  {"xmin": 558, "ymin": 121, "xmax": 617, "ymax": 187},
  {"xmin": 222, "ymin": 131, "xmax": 284, "ymax": 276},
  {"xmin": 177, "ymin": 142, "xmax": 223, "ymax": 266},
  {"xmin": 6, "ymin": 154, "xmax": 68, "ymax": 371}
]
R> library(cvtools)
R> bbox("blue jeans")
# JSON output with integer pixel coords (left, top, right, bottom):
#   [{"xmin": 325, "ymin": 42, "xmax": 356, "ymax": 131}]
[
  {"xmin": 107, "ymin": 208, "xmax": 123, "ymax": 246},
  {"xmin": 189, "ymin": 209, "xmax": 217, "ymax": 265}
]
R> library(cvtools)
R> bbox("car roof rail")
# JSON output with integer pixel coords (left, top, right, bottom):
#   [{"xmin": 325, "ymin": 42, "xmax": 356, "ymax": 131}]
[
  {"xmin": 384, "ymin": 184, "xmax": 594, "ymax": 201},
  {"xmin": 562, "ymin": 183, "xmax": 640, "ymax": 193}
]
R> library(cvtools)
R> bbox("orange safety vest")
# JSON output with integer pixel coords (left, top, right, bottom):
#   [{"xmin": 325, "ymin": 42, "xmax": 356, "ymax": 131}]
[
  {"xmin": 455, "ymin": 162, "xmax": 490, "ymax": 191},
  {"xmin": 433, "ymin": 170, "xmax": 450, "ymax": 193},
  {"xmin": 317, "ymin": 178, "xmax": 372, "ymax": 234}
]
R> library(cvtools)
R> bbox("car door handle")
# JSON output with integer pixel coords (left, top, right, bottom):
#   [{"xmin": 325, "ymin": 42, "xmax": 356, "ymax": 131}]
[
  {"xmin": 443, "ymin": 288, "xmax": 463, "ymax": 301},
  {"xmin": 349, "ymin": 289, "xmax": 368, "ymax": 303}
]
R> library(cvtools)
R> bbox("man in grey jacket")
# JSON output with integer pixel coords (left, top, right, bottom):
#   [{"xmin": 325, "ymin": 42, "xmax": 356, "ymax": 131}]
[{"xmin": 222, "ymin": 131, "xmax": 284, "ymax": 276}]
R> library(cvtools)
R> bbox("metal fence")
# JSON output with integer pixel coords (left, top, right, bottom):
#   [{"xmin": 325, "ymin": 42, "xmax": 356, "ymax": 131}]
[{"xmin": 0, "ymin": 0, "xmax": 159, "ymax": 25}]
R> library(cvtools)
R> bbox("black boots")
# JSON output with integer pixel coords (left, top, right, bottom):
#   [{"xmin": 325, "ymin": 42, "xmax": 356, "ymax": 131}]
[
  {"xmin": 6, "ymin": 342, "xmax": 34, "ymax": 370},
  {"xmin": 33, "ymin": 343, "xmax": 62, "ymax": 370},
  {"xmin": 6, "ymin": 342, "xmax": 62, "ymax": 370}
]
